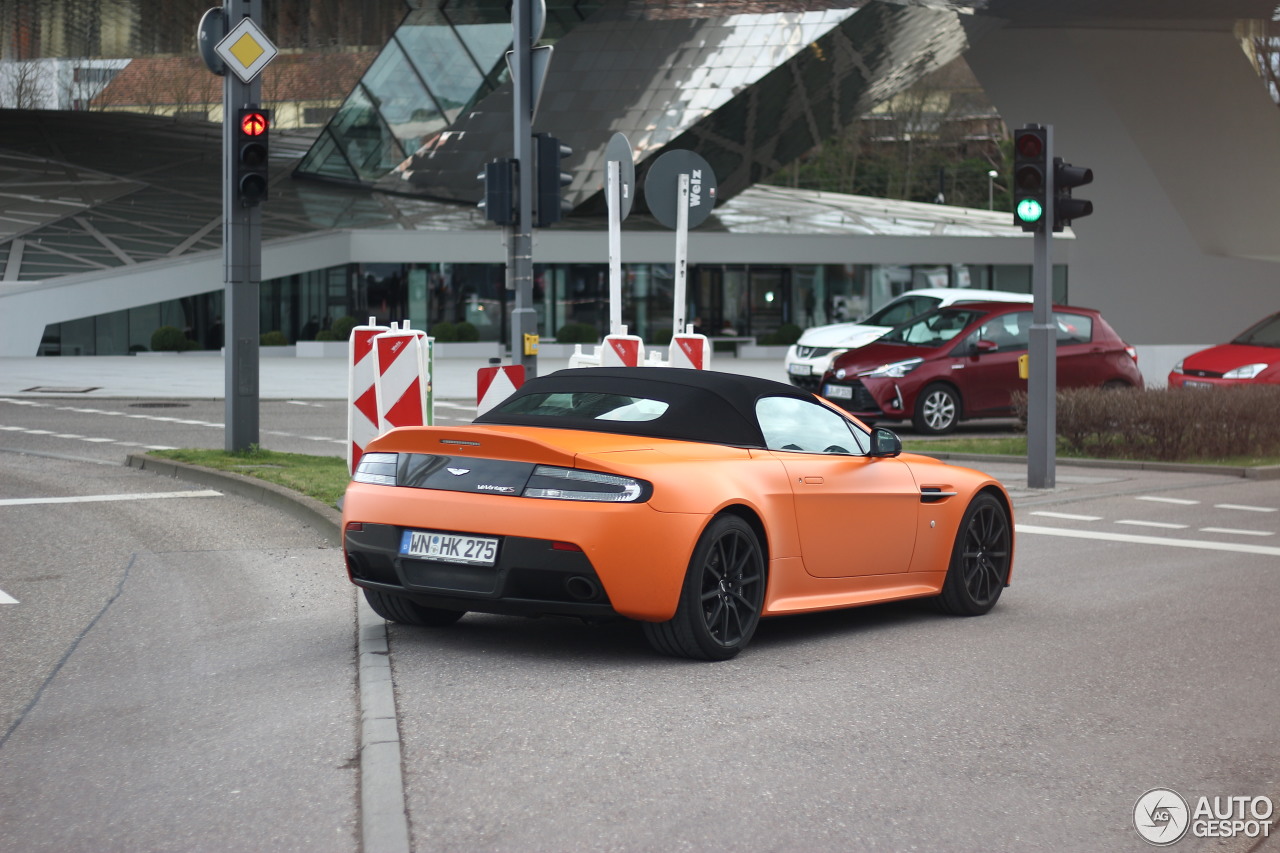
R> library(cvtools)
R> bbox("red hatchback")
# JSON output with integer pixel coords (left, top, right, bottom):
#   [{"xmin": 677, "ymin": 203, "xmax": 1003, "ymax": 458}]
[
  {"xmin": 1168, "ymin": 311, "xmax": 1280, "ymax": 388},
  {"xmin": 820, "ymin": 302, "xmax": 1143, "ymax": 434}
]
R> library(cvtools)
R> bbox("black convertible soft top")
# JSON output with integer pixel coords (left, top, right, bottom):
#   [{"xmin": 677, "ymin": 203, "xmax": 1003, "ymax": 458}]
[{"xmin": 473, "ymin": 367, "xmax": 818, "ymax": 447}]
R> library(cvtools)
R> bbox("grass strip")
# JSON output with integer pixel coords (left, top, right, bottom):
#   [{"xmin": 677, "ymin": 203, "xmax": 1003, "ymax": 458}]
[{"xmin": 148, "ymin": 447, "xmax": 350, "ymax": 507}]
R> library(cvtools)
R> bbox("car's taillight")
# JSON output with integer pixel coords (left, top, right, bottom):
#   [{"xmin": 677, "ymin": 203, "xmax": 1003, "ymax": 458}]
[
  {"xmin": 352, "ymin": 452, "xmax": 398, "ymax": 485},
  {"xmin": 521, "ymin": 466, "xmax": 650, "ymax": 503}
]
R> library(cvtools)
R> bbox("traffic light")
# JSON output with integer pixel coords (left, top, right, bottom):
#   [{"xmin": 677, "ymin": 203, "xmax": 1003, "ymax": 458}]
[
  {"xmin": 478, "ymin": 158, "xmax": 517, "ymax": 225},
  {"xmin": 1012, "ymin": 125, "xmax": 1047, "ymax": 232},
  {"xmin": 235, "ymin": 107, "xmax": 270, "ymax": 207},
  {"xmin": 1052, "ymin": 157, "xmax": 1093, "ymax": 232},
  {"xmin": 533, "ymin": 132, "xmax": 572, "ymax": 228}
]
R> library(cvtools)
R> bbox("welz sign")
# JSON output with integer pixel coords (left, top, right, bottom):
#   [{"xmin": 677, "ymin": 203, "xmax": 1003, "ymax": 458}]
[{"xmin": 645, "ymin": 149, "xmax": 717, "ymax": 230}]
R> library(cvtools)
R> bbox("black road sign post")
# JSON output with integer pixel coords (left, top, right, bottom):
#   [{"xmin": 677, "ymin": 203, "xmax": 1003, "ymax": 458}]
[{"xmin": 206, "ymin": 0, "xmax": 276, "ymax": 451}]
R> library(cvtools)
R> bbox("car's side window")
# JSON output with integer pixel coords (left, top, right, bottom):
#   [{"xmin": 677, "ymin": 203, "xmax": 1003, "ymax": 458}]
[
  {"xmin": 1054, "ymin": 312, "xmax": 1094, "ymax": 344},
  {"xmin": 756, "ymin": 396, "xmax": 869, "ymax": 455}
]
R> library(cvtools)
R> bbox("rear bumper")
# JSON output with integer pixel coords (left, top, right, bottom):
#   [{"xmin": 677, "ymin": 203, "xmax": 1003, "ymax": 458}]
[{"xmin": 345, "ymin": 522, "xmax": 618, "ymax": 619}]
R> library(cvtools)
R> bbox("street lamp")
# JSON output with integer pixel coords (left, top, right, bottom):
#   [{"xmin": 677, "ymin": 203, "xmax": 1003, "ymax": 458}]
[{"xmin": 987, "ymin": 169, "xmax": 998, "ymax": 210}]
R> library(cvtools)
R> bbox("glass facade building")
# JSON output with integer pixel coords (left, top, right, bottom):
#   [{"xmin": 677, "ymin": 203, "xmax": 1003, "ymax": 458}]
[{"xmin": 3, "ymin": 1, "xmax": 1064, "ymax": 357}]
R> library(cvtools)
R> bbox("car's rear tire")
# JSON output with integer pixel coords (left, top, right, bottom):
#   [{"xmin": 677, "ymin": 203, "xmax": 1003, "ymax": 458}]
[
  {"xmin": 643, "ymin": 515, "xmax": 766, "ymax": 661},
  {"xmin": 934, "ymin": 492, "xmax": 1010, "ymax": 616},
  {"xmin": 363, "ymin": 588, "xmax": 465, "ymax": 627},
  {"xmin": 912, "ymin": 383, "xmax": 960, "ymax": 435}
]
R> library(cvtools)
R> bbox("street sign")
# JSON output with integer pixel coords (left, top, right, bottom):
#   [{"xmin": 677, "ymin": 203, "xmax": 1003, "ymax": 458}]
[
  {"xmin": 644, "ymin": 149, "xmax": 717, "ymax": 229},
  {"xmin": 197, "ymin": 7, "xmax": 227, "ymax": 75},
  {"xmin": 214, "ymin": 15, "xmax": 278, "ymax": 84},
  {"xmin": 604, "ymin": 132, "xmax": 636, "ymax": 220}
]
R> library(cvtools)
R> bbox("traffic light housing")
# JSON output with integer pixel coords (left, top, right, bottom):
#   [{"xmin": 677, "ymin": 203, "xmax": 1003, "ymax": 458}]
[
  {"xmin": 235, "ymin": 107, "xmax": 270, "ymax": 207},
  {"xmin": 533, "ymin": 132, "xmax": 572, "ymax": 228},
  {"xmin": 1052, "ymin": 157, "xmax": 1093, "ymax": 232},
  {"xmin": 478, "ymin": 158, "xmax": 517, "ymax": 225},
  {"xmin": 1012, "ymin": 125, "xmax": 1047, "ymax": 232}
]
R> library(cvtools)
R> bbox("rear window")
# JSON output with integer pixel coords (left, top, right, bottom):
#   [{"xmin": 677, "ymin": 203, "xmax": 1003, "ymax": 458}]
[{"xmin": 496, "ymin": 391, "xmax": 669, "ymax": 422}]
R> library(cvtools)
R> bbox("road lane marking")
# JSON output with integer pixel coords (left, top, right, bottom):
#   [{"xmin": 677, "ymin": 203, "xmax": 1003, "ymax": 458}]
[
  {"xmin": 1016, "ymin": 524, "xmax": 1280, "ymax": 557},
  {"xmin": 1116, "ymin": 520, "xmax": 1189, "ymax": 529},
  {"xmin": 1200, "ymin": 527, "xmax": 1274, "ymax": 537},
  {"xmin": 1031, "ymin": 511, "xmax": 1102, "ymax": 521},
  {"xmin": 0, "ymin": 589, "xmax": 17, "ymax": 605},
  {"xmin": 1136, "ymin": 496, "xmax": 1200, "ymax": 505},
  {"xmin": 1215, "ymin": 504, "xmax": 1277, "ymax": 513},
  {"xmin": 0, "ymin": 489, "xmax": 222, "ymax": 507}
]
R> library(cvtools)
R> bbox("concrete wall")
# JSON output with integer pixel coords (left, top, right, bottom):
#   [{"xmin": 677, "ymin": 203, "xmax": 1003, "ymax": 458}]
[{"xmin": 966, "ymin": 26, "xmax": 1280, "ymax": 348}]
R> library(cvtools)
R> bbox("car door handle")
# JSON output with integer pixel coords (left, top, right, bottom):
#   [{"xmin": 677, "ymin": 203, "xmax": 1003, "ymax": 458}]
[{"xmin": 802, "ymin": 476, "xmax": 824, "ymax": 484}]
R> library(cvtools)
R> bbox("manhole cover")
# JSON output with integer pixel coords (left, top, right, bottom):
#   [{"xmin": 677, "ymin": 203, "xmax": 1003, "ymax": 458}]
[
  {"xmin": 22, "ymin": 386, "xmax": 101, "ymax": 394},
  {"xmin": 128, "ymin": 402, "xmax": 191, "ymax": 409}
]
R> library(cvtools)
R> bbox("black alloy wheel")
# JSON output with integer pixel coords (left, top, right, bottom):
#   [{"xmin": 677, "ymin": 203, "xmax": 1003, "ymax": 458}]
[
  {"xmin": 935, "ymin": 492, "xmax": 1011, "ymax": 616},
  {"xmin": 643, "ymin": 515, "xmax": 766, "ymax": 660}
]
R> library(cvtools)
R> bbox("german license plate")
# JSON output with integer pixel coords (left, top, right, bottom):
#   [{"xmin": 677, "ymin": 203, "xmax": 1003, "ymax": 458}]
[
  {"xmin": 788, "ymin": 363, "xmax": 811, "ymax": 376},
  {"xmin": 823, "ymin": 383, "xmax": 853, "ymax": 400},
  {"xmin": 400, "ymin": 529, "xmax": 498, "ymax": 566},
  {"xmin": 1184, "ymin": 380, "xmax": 1212, "ymax": 389}
]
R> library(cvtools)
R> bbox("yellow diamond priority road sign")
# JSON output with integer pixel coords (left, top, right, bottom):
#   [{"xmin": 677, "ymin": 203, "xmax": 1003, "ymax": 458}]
[{"xmin": 214, "ymin": 17, "xmax": 277, "ymax": 84}]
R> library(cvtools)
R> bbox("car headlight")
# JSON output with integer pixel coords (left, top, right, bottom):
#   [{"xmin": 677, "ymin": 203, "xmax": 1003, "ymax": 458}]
[
  {"xmin": 352, "ymin": 452, "xmax": 397, "ymax": 485},
  {"xmin": 522, "ymin": 466, "xmax": 650, "ymax": 503},
  {"xmin": 859, "ymin": 357, "xmax": 924, "ymax": 379},
  {"xmin": 1172, "ymin": 360, "xmax": 1184, "ymax": 374},
  {"xmin": 1224, "ymin": 363, "xmax": 1268, "ymax": 379}
]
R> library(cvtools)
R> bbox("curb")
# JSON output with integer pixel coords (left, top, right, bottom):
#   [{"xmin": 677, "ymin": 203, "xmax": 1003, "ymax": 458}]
[
  {"xmin": 124, "ymin": 454, "xmax": 411, "ymax": 853},
  {"xmin": 911, "ymin": 451, "xmax": 1280, "ymax": 480}
]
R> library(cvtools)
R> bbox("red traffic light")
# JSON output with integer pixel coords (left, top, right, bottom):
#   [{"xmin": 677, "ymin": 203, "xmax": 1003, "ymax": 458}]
[
  {"xmin": 1015, "ymin": 132, "xmax": 1043, "ymax": 159},
  {"xmin": 240, "ymin": 111, "xmax": 269, "ymax": 137}
]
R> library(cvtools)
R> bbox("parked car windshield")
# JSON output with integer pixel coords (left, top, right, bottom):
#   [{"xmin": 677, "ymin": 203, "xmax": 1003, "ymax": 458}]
[
  {"xmin": 879, "ymin": 307, "xmax": 984, "ymax": 347},
  {"xmin": 860, "ymin": 295, "xmax": 943, "ymax": 327},
  {"xmin": 1233, "ymin": 313, "xmax": 1280, "ymax": 347}
]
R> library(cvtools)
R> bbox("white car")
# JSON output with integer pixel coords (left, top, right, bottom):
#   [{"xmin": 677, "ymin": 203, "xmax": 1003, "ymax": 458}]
[{"xmin": 784, "ymin": 287, "xmax": 1035, "ymax": 390}]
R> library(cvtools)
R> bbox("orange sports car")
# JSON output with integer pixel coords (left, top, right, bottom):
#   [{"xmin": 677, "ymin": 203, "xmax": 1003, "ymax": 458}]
[{"xmin": 342, "ymin": 367, "xmax": 1014, "ymax": 660}]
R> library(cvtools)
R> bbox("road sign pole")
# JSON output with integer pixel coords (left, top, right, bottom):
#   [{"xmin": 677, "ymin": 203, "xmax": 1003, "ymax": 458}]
[
  {"xmin": 1027, "ymin": 125, "xmax": 1057, "ymax": 489},
  {"xmin": 672, "ymin": 173, "xmax": 689, "ymax": 337},
  {"xmin": 606, "ymin": 160, "xmax": 623, "ymax": 336},
  {"xmin": 509, "ymin": 0, "xmax": 537, "ymax": 378},
  {"xmin": 222, "ymin": 0, "xmax": 263, "ymax": 452}
]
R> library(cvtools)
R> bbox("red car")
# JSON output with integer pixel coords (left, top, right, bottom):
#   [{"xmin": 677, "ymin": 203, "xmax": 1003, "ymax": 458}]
[
  {"xmin": 820, "ymin": 302, "xmax": 1143, "ymax": 434},
  {"xmin": 1168, "ymin": 311, "xmax": 1280, "ymax": 388}
]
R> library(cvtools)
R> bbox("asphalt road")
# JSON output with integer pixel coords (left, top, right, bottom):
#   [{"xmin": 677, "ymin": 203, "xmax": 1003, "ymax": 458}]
[
  {"xmin": 1, "ymin": 392, "xmax": 1277, "ymax": 852},
  {"xmin": 0, "ymin": 446, "xmax": 355, "ymax": 853}
]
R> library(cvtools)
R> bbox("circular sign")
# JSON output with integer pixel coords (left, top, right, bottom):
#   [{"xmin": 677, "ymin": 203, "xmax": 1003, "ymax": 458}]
[
  {"xmin": 644, "ymin": 149, "xmax": 717, "ymax": 230},
  {"xmin": 197, "ymin": 7, "xmax": 227, "ymax": 76},
  {"xmin": 604, "ymin": 133, "xmax": 636, "ymax": 221}
]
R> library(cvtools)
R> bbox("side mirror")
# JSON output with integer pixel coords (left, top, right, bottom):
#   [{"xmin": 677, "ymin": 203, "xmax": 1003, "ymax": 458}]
[
  {"xmin": 870, "ymin": 427, "xmax": 902, "ymax": 458},
  {"xmin": 971, "ymin": 339, "xmax": 998, "ymax": 357}
]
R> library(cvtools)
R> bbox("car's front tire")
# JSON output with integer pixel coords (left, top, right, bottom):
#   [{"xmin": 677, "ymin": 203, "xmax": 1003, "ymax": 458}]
[
  {"xmin": 363, "ymin": 588, "xmax": 466, "ymax": 626},
  {"xmin": 934, "ymin": 492, "xmax": 1010, "ymax": 616},
  {"xmin": 643, "ymin": 515, "xmax": 766, "ymax": 661},
  {"xmin": 912, "ymin": 383, "xmax": 960, "ymax": 435}
]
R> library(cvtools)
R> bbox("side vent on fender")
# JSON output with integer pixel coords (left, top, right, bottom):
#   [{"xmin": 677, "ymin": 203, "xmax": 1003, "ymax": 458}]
[{"xmin": 920, "ymin": 487, "xmax": 958, "ymax": 504}]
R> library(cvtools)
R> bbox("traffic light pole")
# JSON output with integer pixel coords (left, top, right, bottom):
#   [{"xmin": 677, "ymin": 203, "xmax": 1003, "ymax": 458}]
[
  {"xmin": 222, "ymin": 0, "xmax": 263, "ymax": 451},
  {"xmin": 508, "ymin": 0, "xmax": 537, "ymax": 378},
  {"xmin": 1027, "ymin": 125, "xmax": 1056, "ymax": 490}
]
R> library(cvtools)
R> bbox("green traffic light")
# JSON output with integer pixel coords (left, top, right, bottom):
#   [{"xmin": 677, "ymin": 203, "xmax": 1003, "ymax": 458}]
[{"xmin": 1016, "ymin": 198, "xmax": 1044, "ymax": 223}]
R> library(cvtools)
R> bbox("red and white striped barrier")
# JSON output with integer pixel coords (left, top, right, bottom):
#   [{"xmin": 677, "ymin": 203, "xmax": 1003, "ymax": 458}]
[
  {"xmin": 373, "ymin": 325, "xmax": 431, "ymax": 432},
  {"xmin": 347, "ymin": 317, "xmax": 389, "ymax": 473},
  {"xmin": 601, "ymin": 333, "xmax": 643, "ymax": 367},
  {"xmin": 476, "ymin": 364, "xmax": 525, "ymax": 416},
  {"xmin": 669, "ymin": 333, "xmax": 710, "ymax": 370}
]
